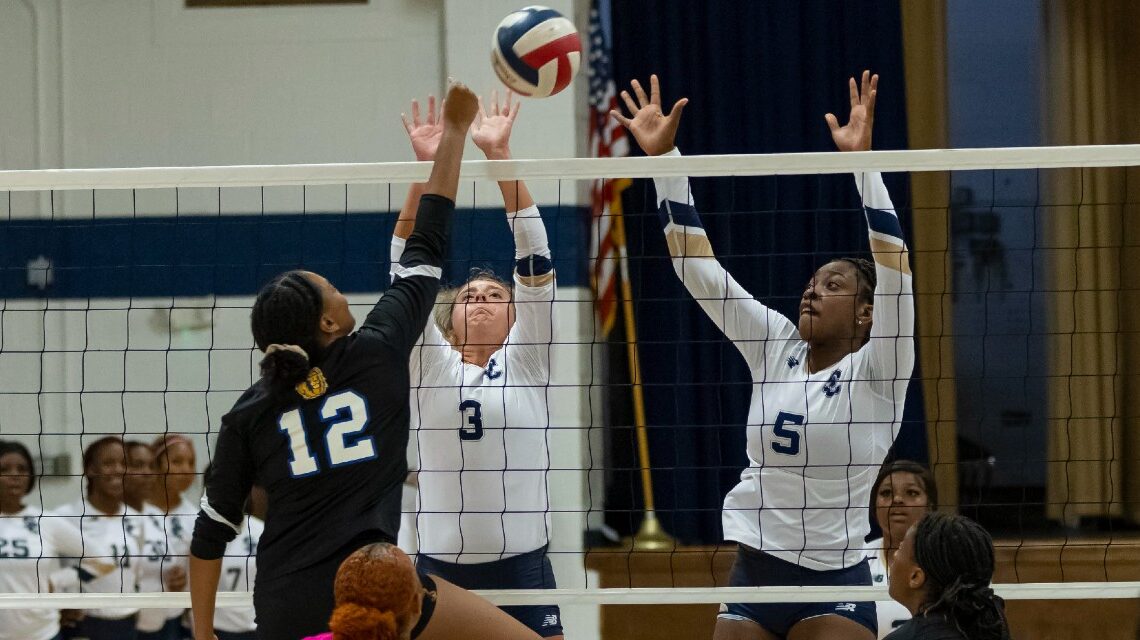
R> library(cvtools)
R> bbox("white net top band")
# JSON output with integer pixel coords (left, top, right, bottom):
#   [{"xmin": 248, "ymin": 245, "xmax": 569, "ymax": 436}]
[
  {"xmin": 0, "ymin": 583, "xmax": 1135, "ymax": 609},
  {"xmin": 1, "ymin": 145, "xmax": 1139, "ymax": 191}
]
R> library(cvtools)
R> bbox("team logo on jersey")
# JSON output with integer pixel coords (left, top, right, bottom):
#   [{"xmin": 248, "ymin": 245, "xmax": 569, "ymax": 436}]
[
  {"xmin": 786, "ymin": 355, "xmax": 799, "ymax": 369},
  {"xmin": 295, "ymin": 367, "xmax": 328, "ymax": 400},
  {"xmin": 835, "ymin": 603, "xmax": 858, "ymax": 612},
  {"xmin": 823, "ymin": 369, "xmax": 842, "ymax": 397},
  {"xmin": 484, "ymin": 358, "xmax": 503, "ymax": 380},
  {"xmin": 23, "ymin": 517, "xmax": 39, "ymax": 535},
  {"xmin": 542, "ymin": 613, "xmax": 560, "ymax": 627}
]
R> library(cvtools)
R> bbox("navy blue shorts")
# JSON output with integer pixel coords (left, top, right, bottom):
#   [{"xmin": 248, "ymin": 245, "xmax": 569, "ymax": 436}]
[
  {"xmin": 719, "ymin": 545, "xmax": 876, "ymax": 637},
  {"xmin": 417, "ymin": 546, "xmax": 562, "ymax": 637},
  {"xmin": 63, "ymin": 614, "xmax": 139, "ymax": 640},
  {"xmin": 136, "ymin": 616, "xmax": 183, "ymax": 640}
]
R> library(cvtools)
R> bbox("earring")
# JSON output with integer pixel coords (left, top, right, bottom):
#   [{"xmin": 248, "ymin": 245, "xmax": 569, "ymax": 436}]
[{"xmin": 857, "ymin": 320, "xmax": 863, "ymax": 325}]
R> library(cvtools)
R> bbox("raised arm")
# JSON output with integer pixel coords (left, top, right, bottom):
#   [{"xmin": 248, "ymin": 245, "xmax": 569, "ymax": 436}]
[
  {"xmin": 611, "ymin": 75, "xmax": 798, "ymax": 368},
  {"xmin": 363, "ymin": 83, "xmax": 480, "ymax": 357},
  {"xmin": 827, "ymin": 71, "xmax": 915, "ymax": 385},
  {"xmin": 470, "ymin": 89, "xmax": 554, "ymax": 370},
  {"xmin": 394, "ymin": 95, "xmax": 444, "ymax": 241}
]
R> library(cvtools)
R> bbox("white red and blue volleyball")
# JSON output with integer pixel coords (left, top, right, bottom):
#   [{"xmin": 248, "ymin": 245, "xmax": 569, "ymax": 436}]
[{"xmin": 491, "ymin": 6, "xmax": 582, "ymax": 98}]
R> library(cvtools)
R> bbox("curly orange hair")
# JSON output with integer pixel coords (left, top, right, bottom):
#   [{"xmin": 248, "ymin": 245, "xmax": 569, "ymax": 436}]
[{"xmin": 328, "ymin": 543, "xmax": 421, "ymax": 640}]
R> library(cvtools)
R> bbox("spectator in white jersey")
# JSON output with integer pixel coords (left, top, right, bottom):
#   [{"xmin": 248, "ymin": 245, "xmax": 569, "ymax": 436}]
[
  {"xmin": 1, "ymin": 440, "xmax": 114, "ymax": 640},
  {"xmin": 611, "ymin": 71, "xmax": 914, "ymax": 640},
  {"xmin": 886, "ymin": 512, "xmax": 1010, "ymax": 640},
  {"xmin": 123, "ymin": 439, "xmax": 190, "ymax": 640},
  {"xmin": 866, "ymin": 460, "xmax": 937, "ymax": 638},
  {"xmin": 392, "ymin": 89, "xmax": 561, "ymax": 638},
  {"xmin": 56, "ymin": 436, "xmax": 145, "ymax": 640}
]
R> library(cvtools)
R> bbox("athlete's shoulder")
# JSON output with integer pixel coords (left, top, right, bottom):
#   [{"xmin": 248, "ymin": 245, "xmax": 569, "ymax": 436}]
[{"xmin": 222, "ymin": 379, "xmax": 280, "ymax": 428}]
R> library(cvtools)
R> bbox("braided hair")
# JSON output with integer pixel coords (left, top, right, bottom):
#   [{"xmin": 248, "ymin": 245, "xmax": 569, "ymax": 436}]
[
  {"xmin": 913, "ymin": 512, "xmax": 1011, "ymax": 640},
  {"xmin": 837, "ymin": 256, "xmax": 876, "ymax": 306},
  {"xmin": 250, "ymin": 271, "xmax": 324, "ymax": 393}
]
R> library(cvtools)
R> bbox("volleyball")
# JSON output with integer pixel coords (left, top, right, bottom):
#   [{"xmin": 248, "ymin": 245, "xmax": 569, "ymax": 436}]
[{"xmin": 491, "ymin": 6, "xmax": 581, "ymax": 98}]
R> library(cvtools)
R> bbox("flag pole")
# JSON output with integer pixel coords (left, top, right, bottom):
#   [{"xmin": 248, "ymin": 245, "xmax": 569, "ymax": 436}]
[{"xmin": 611, "ymin": 192, "xmax": 674, "ymax": 552}]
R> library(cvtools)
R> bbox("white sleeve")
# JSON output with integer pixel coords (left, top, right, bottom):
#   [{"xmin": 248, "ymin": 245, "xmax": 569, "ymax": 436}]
[
  {"xmin": 653, "ymin": 149, "xmax": 799, "ymax": 371},
  {"xmin": 854, "ymin": 172, "xmax": 916, "ymax": 396},
  {"xmin": 40, "ymin": 513, "xmax": 84, "ymax": 558},
  {"xmin": 504, "ymin": 204, "xmax": 555, "ymax": 380}
]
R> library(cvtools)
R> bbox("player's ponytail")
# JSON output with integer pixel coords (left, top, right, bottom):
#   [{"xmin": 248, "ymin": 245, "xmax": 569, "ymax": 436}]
[
  {"xmin": 326, "ymin": 543, "xmax": 422, "ymax": 640},
  {"xmin": 328, "ymin": 603, "xmax": 399, "ymax": 640},
  {"xmin": 259, "ymin": 344, "xmax": 311, "ymax": 391},
  {"xmin": 251, "ymin": 271, "xmax": 323, "ymax": 393},
  {"xmin": 914, "ymin": 512, "xmax": 1011, "ymax": 640}
]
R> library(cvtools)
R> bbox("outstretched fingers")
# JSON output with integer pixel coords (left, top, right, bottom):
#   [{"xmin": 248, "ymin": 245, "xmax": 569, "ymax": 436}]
[
  {"xmin": 650, "ymin": 74, "xmax": 662, "ymax": 106},
  {"xmin": 609, "ymin": 108, "xmax": 632, "ymax": 128},
  {"xmin": 426, "ymin": 95, "xmax": 437, "ymax": 125},
  {"xmin": 824, "ymin": 112, "xmax": 840, "ymax": 133},
  {"xmin": 666, "ymin": 97, "xmax": 688, "ymax": 121},
  {"xmin": 865, "ymin": 73, "xmax": 879, "ymax": 115},
  {"xmin": 620, "ymin": 89, "xmax": 638, "ymax": 115},
  {"xmin": 631, "ymin": 78, "xmax": 650, "ymax": 108},
  {"xmin": 501, "ymin": 88, "xmax": 518, "ymax": 120}
]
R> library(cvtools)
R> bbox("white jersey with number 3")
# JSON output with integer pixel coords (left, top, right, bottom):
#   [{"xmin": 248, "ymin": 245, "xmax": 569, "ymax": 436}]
[
  {"xmin": 392, "ymin": 205, "xmax": 555, "ymax": 564},
  {"xmin": 655, "ymin": 154, "xmax": 915, "ymax": 571}
]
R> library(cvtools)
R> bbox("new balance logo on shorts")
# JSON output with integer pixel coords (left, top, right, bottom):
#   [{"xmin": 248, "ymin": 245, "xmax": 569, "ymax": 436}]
[
  {"xmin": 835, "ymin": 603, "xmax": 857, "ymax": 613},
  {"xmin": 542, "ymin": 613, "xmax": 560, "ymax": 627}
]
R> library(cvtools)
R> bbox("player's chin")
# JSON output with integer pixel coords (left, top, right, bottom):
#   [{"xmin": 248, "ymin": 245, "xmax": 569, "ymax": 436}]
[{"xmin": 797, "ymin": 315, "xmax": 816, "ymax": 340}]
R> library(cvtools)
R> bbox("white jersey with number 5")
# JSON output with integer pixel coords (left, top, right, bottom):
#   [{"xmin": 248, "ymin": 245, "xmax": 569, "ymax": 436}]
[
  {"xmin": 654, "ymin": 153, "xmax": 915, "ymax": 571},
  {"xmin": 392, "ymin": 204, "xmax": 554, "ymax": 564}
]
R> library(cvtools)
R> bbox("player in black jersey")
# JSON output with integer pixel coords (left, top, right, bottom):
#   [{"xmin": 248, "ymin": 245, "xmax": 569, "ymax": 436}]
[{"xmin": 189, "ymin": 82, "xmax": 486, "ymax": 640}]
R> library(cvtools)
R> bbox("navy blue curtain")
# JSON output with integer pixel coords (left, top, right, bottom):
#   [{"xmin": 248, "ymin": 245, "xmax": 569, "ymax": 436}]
[{"xmin": 603, "ymin": 0, "xmax": 926, "ymax": 544}]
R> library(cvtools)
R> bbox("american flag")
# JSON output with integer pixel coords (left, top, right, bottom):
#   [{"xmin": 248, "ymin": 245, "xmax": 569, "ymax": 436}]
[{"xmin": 587, "ymin": 0, "xmax": 630, "ymax": 339}]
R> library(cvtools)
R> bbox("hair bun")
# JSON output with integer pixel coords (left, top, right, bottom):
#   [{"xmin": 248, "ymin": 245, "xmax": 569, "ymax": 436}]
[
  {"xmin": 259, "ymin": 344, "xmax": 310, "ymax": 391},
  {"xmin": 329, "ymin": 603, "xmax": 398, "ymax": 640}
]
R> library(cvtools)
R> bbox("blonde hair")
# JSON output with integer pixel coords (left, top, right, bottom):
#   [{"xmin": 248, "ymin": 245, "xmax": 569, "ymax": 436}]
[{"xmin": 434, "ymin": 268, "xmax": 513, "ymax": 345}]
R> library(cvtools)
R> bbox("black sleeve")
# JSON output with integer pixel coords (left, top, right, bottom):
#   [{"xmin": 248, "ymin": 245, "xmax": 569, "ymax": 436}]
[
  {"xmin": 191, "ymin": 415, "xmax": 253, "ymax": 560},
  {"xmin": 361, "ymin": 193, "xmax": 453, "ymax": 355}
]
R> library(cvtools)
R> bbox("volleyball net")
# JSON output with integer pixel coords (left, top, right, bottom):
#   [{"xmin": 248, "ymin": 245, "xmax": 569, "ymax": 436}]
[{"xmin": 2, "ymin": 146, "xmax": 1140, "ymax": 618}]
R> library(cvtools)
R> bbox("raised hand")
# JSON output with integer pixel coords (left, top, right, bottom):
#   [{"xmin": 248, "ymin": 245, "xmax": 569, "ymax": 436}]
[
  {"xmin": 401, "ymin": 95, "xmax": 445, "ymax": 162},
  {"xmin": 826, "ymin": 70, "xmax": 877, "ymax": 152},
  {"xmin": 442, "ymin": 82, "xmax": 480, "ymax": 131},
  {"xmin": 609, "ymin": 74, "xmax": 688, "ymax": 156},
  {"xmin": 470, "ymin": 88, "xmax": 520, "ymax": 160}
]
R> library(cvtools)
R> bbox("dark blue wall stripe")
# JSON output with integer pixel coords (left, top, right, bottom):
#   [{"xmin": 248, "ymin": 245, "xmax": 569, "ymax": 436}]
[{"xmin": 0, "ymin": 206, "xmax": 587, "ymax": 299}]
